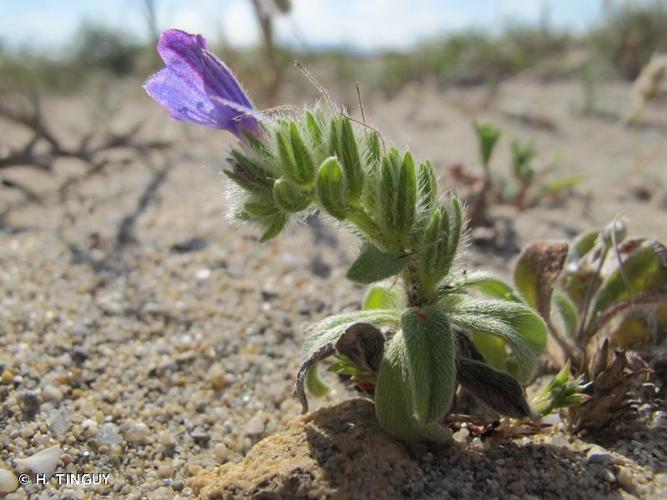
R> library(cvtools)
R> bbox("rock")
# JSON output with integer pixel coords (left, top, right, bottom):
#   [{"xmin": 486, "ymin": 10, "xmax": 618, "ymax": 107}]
[
  {"xmin": 47, "ymin": 408, "xmax": 69, "ymax": 437},
  {"xmin": 0, "ymin": 468, "xmax": 19, "ymax": 494},
  {"xmin": 586, "ymin": 446, "xmax": 612, "ymax": 465},
  {"xmin": 190, "ymin": 399, "xmax": 423, "ymax": 499},
  {"xmin": 97, "ymin": 423, "xmax": 123, "ymax": 446},
  {"xmin": 42, "ymin": 384, "xmax": 63, "ymax": 403},
  {"xmin": 191, "ymin": 428, "xmax": 210, "ymax": 447},
  {"xmin": 17, "ymin": 390, "xmax": 41, "ymax": 417},
  {"xmin": 122, "ymin": 421, "xmax": 149, "ymax": 444},
  {"xmin": 81, "ymin": 419, "xmax": 99, "ymax": 438},
  {"xmin": 618, "ymin": 467, "xmax": 633, "ymax": 490},
  {"xmin": 453, "ymin": 428, "xmax": 470, "ymax": 443},
  {"xmin": 214, "ymin": 443, "xmax": 230, "ymax": 463},
  {"xmin": 243, "ymin": 415, "xmax": 265, "ymax": 436},
  {"xmin": 15, "ymin": 445, "xmax": 61, "ymax": 476}
]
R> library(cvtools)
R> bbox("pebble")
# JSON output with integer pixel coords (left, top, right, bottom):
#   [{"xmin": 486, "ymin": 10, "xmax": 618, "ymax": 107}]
[
  {"xmin": 0, "ymin": 469, "xmax": 19, "ymax": 494},
  {"xmin": 190, "ymin": 428, "xmax": 210, "ymax": 446},
  {"xmin": 158, "ymin": 430, "xmax": 175, "ymax": 447},
  {"xmin": 15, "ymin": 445, "xmax": 61, "ymax": 476},
  {"xmin": 157, "ymin": 464, "xmax": 172, "ymax": 478},
  {"xmin": 586, "ymin": 446, "xmax": 612, "ymax": 465},
  {"xmin": 97, "ymin": 423, "xmax": 123, "ymax": 446},
  {"xmin": 618, "ymin": 467, "xmax": 634, "ymax": 489},
  {"xmin": 81, "ymin": 418, "xmax": 99, "ymax": 437},
  {"xmin": 243, "ymin": 415, "xmax": 265, "ymax": 435},
  {"xmin": 17, "ymin": 390, "xmax": 41, "ymax": 417},
  {"xmin": 453, "ymin": 428, "xmax": 470, "ymax": 443},
  {"xmin": 214, "ymin": 443, "xmax": 230, "ymax": 463},
  {"xmin": 122, "ymin": 421, "xmax": 150, "ymax": 444},
  {"xmin": 603, "ymin": 469, "xmax": 616, "ymax": 483},
  {"xmin": 42, "ymin": 384, "xmax": 63, "ymax": 403}
]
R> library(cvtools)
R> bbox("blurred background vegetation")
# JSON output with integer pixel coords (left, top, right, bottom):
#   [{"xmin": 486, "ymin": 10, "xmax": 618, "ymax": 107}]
[{"xmin": 1, "ymin": 0, "xmax": 666, "ymax": 102}]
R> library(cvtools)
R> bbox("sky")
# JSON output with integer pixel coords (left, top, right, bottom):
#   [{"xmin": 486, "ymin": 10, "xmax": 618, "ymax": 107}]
[{"xmin": 0, "ymin": 0, "xmax": 622, "ymax": 53}]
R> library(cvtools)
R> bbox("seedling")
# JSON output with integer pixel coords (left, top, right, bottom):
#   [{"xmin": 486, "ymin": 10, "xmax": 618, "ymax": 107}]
[{"xmin": 145, "ymin": 29, "xmax": 548, "ymax": 442}]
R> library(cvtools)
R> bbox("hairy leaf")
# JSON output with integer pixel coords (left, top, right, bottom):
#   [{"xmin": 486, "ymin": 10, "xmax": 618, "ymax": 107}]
[
  {"xmin": 456, "ymin": 357, "xmax": 532, "ymax": 418},
  {"xmin": 362, "ymin": 282, "xmax": 406, "ymax": 310},
  {"xmin": 447, "ymin": 297, "xmax": 547, "ymax": 383},
  {"xmin": 346, "ymin": 243, "xmax": 408, "ymax": 284},
  {"xmin": 401, "ymin": 306, "xmax": 456, "ymax": 424},
  {"xmin": 374, "ymin": 332, "xmax": 452, "ymax": 442},
  {"xmin": 334, "ymin": 322, "xmax": 385, "ymax": 372},
  {"xmin": 553, "ymin": 291, "xmax": 578, "ymax": 339},
  {"xmin": 514, "ymin": 241, "xmax": 568, "ymax": 319},
  {"xmin": 589, "ymin": 242, "xmax": 667, "ymax": 329}
]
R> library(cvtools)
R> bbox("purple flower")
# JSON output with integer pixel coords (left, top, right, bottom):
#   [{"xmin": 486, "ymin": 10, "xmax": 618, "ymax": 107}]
[{"xmin": 144, "ymin": 29, "xmax": 261, "ymax": 138}]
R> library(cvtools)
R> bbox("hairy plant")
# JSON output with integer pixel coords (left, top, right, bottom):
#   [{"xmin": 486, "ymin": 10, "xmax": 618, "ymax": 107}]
[
  {"xmin": 469, "ymin": 220, "xmax": 667, "ymax": 431},
  {"xmin": 145, "ymin": 29, "xmax": 548, "ymax": 443}
]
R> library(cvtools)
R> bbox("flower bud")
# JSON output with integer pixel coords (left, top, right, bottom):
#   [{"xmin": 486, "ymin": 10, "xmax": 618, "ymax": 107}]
[
  {"xmin": 329, "ymin": 116, "xmax": 363, "ymax": 202},
  {"xmin": 276, "ymin": 124, "xmax": 313, "ymax": 186},
  {"xmin": 273, "ymin": 178, "xmax": 312, "ymax": 212},
  {"xmin": 395, "ymin": 152, "xmax": 417, "ymax": 238},
  {"xmin": 316, "ymin": 157, "xmax": 348, "ymax": 220},
  {"xmin": 417, "ymin": 160, "xmax": 437, "ymax": 213}
]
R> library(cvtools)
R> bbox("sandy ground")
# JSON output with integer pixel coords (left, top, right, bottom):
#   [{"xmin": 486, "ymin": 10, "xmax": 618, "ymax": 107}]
[{"xmin": 1, "ymin": 78, "xmax": 666, "ymax": 498}]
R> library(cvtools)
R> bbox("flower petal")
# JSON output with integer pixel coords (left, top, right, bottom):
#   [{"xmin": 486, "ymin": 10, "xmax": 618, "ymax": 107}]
[{"xmin": 144, "ymin": 29, "xmax": 260, "ymax": 136}]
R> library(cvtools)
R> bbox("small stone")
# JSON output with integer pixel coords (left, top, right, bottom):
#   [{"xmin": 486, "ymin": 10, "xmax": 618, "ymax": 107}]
[
  {"xmin": 81, "ymin": 419, "xmax": 98, "ymax": 437},
  {"xmin": 586, "ymin": 445, "xmax": 611, "ymax": 464},
  {"xmin": 453, "ymin": 428, "xmax": 470, "ymax": 443},
  {"xmin": 191, "ymin": 428, "xmax": 210, "ymax": 446},
  {"xmin": 158, "ymin": 430, "xmax": 175, "ymax": 446},
  {"xmin": 654, "ymin": 411, "xmax": 667, "ymax": 427},
  {"xmin": 550, "ymin": 434, "xmax": 568, "ymax": 448},
  {"xmin": 17, "ymin": 390, "xmax": 41, "ymax": 417},
  {"xmin": 171, "ymin": 479, "xmax": 185, "ymax": 491},
  {"xmin": 42, "ymin": 385, "xmax": 63, "ymax": 403},
  {"xmin": 15, "ymin": 445, "xmax": 61, "ymax": 476},
  {"xmin": 602, "ymin": 469, "xmax": 616, "ymax": 483},
  {"xmin": 209, "ymin": 366, "xmax": 227, "ymax": 390},
  {"xmin": 509, "ymin": 480, "xmax": 526, "ymax": 496},
  {"xmin": 122, "ymin": 421, "xmax": 149, "ymax": 444},
  {"xmin": 0, "ymin": 468, "xmax": 19, "ymax": 494},
  {"xmin": 157, "ymin": 465, "xmax": 172, "ymax": 478},
  {"xmin": 243, "ymin": 415, "xmax": 265, "ymax": 435},
  {"xmin": 214, "ymin": 443, "xmax": 230, "ymax": 463},
  {"xmin": 1, "ymin": 370, "xmax": 13, "ymax": 385},
  {"xmin": 47, "ymin": 409, "xmax": 69, "ymax": 437},
  {"xmin": 618, "ymin": 468, "xmax": 633, "ymax": 489},
  {"xmin": 471, "ymin": 437, "xmax": 484, "ymax": 450},
  {"xmin": 97, "ymin": 423, "xmax": 123, "ymax": 446}
]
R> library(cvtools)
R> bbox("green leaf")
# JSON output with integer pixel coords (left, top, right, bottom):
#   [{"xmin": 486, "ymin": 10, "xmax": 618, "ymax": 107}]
[
  {"xmin": 473, "ymin": 121, "xmax": 502, "ymax": 169},
  {"xmin": 272, "ymin": 178, "xmax": 311, "ymax": 212},
  {"xmin": 553, "ymin": 291, "xmax": 578, "ymax": 339},
  {"xmin": 540, "ymin": 174, "xmax": 585, "ymax": 196},
  {"xmin": 295, "ymin": 309, "xmax": 400, "ymax": 412},
  {"xmin": 471, "ymin": 331, "xmax": 507, "ymax": 369},
  {"xmin": 346, "ymin": 243, "xmax": 408, "ymax": 284},
  {"xmin": 316, "ymin": 157, "xmax": 348, "ymax": 220},
  {"xmin": 417, "ymin": 160, "xmax": 437, "ymax": 214},
  {"xmin": 445, "ymin": 271, "xmax": 517, "ymax": 300},
  {"xmin": 259, "ymin": 212, "xmax": 288, "ymax": 242},
  {"xmin": 289, "ymin": 121, "xmax": 316, "ymax": 185},
  {"xmin": 339, "ymin": 116, "xmax": 364, "ymax": 201},
  {"xmin": 401, "ymin": 306, "xmax": 456, "ymax": 425},
  {"xmin": 305, "ymin": 364, "xmax": 329, "ymax": 398},
  {"xmin": 447, "ymin": 298, "xmax": 547, "ymax": 383},
  {"xmin": 374, "ymin": 332, "xmax": 452, "ymax": 442},
  {"xmin": 513, "ymin": 241, "xmax": 568, "ymax": 319},
  {"xmin": 396, "ymin": 152, "xmax": 417, "ymax": 239},
  {"xmin": 589, "ymin": 242, "xmax": 667, "ymax": 329},
  {"xmin": 305, "ymin": 110, "xmax": 323, "ymax": 146},
  {"xmin": 362, "ymin": 282, "xmax": 406, "ymax": 310}
]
